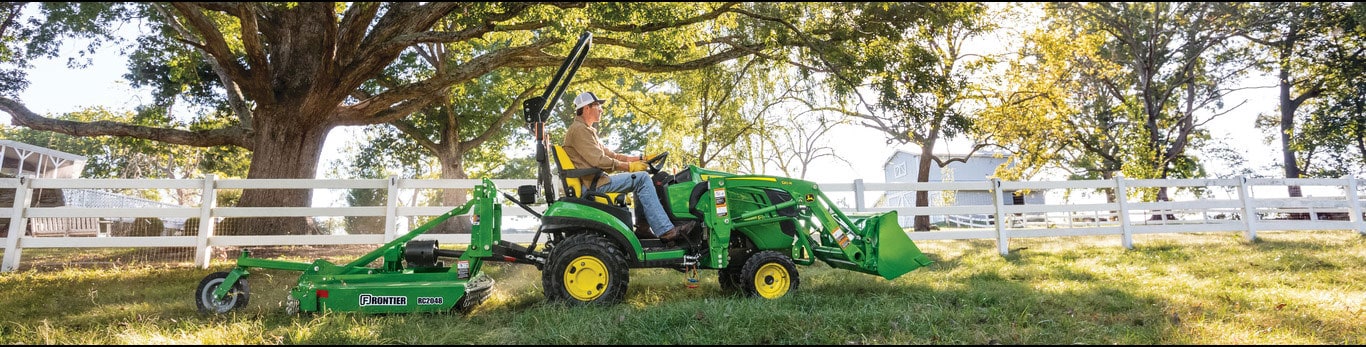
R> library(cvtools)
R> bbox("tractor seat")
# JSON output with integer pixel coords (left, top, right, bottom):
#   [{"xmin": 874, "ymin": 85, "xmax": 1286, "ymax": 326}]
[{"xmin": 551, "ymin": 145, "xmax": 628, "ymax": 206}]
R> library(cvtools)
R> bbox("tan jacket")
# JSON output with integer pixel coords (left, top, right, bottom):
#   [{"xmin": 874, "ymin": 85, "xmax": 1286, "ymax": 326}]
[{"xmin": 563, "ymin": 119, "xmax": 636, "ymax": 187}]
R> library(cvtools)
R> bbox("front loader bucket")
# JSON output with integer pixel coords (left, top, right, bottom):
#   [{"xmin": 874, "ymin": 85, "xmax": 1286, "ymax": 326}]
[{"xmin": 863, "ymin": 211, "xmax": 933, "ymax": 280}]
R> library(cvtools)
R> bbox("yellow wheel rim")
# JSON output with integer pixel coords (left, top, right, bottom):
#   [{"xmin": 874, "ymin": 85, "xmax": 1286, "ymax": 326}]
[
  {"xmin": 565, "ymin": 255, "xmax": 609, "ymax": 301},
  {"xmin": 752, "ymin": 263, "xmax": 791, "ymax": 299}
]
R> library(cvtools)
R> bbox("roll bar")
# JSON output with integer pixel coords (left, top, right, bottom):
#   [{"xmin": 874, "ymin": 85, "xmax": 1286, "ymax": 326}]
[{"xmin": 523, "ymin": 31, "xmax": 593, "ymax": 205}]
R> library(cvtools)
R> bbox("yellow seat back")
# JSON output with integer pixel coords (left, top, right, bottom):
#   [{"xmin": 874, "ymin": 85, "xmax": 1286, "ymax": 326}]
[{"xmin": 551, "ymin": 145, "xmax": 622, "ymax": 205}]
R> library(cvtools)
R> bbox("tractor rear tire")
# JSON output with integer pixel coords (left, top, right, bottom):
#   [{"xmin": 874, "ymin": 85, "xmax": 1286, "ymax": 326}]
[
  {"xmin": 195, "ymin": 271, "xmax": 250, "ymax": 314},
  {"xmin": 739, "ymin": 251, "xmax": 799, "ymax": 299},
  {"xmin": 543, "ymin": 233, "xmax": 630, "ymax": 305}
]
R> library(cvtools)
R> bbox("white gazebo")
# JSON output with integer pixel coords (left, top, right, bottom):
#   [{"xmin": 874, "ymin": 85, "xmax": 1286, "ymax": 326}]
[
  {"xmin": 1, "ymin": 140, "xmax": 89, "ymax": 237},
  {"xmin": 0, "ymin": 139, "xmax": 86, "ymax": 178}
]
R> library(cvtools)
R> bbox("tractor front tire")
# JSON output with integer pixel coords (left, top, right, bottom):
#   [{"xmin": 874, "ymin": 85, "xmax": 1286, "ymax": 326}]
[
  {"xmin": 543, "ymin": 233, "xmax": 630, "ymax": 305},
  {"xmin": 195, "ymin": 271, "xmax": 250, "ymax": 314},
  {"xmin": 739, "ymin": 251, "xmax": 799, "ymax": 299}
]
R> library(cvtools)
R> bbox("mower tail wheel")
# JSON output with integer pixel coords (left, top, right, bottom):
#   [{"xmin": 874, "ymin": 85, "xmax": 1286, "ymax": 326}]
[
  {"xmin": 455, "ymin": 274, "xmax": 496, "ymax": 314},
  {"xmin": 740, "ymin": 251, "xmax": 799, "ymax": 299},
  {"xmin": 195, "ymin": 271, "xmax": 250, "ymax": 314}
]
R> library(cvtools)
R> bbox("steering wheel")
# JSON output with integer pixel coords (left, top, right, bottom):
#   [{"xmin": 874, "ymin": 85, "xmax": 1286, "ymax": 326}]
[{"xmin": 645, "ymin": 151, "xmax": 670, "ymax": 175}]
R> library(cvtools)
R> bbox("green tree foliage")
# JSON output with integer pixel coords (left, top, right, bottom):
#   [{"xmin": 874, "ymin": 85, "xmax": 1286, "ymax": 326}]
[
  {"xmin": 0, "ymin": 2, "xmax": 787, "ymax": 234},
  {"xmin": 1040, "ymin": 3, "xmax": 1259, "ymax": 203},
  {"xmin": 738, "ymin": 66, "xmax": 853, "ymax": 180},
  {"xmin": 754, "ymin": 2, "xmax": 994, "ymax": 230},
  {"xmin": 1245, "ymin": 3, "xmax": 1366, "ymax": 181},
  {"xmin": 1241, "ymin": 2, "xmax": 1365, "ymax": 196},
  {"xmin": 657, "ymin": 55, "xmax": 782, "ymax": 172},
  {"xmin": 981, "ymin": 3, "xmax": 1134, "ymax": 203},
  {"xmin": 0, "ymin": 3, "xmax": 132, "ymax": 95},
  {"xmin": 976, "ymin": 10, "xmax": 1094, "ymax": 182},
  {"xmin": 329, "ymin": 3, "xmax": 856, "ymax": 234}
]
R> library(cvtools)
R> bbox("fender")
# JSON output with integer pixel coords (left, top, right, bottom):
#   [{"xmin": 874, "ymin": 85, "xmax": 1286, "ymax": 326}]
[{"xmin": 542, "ymin": 198, "xmax": 645, "ymax": 262}]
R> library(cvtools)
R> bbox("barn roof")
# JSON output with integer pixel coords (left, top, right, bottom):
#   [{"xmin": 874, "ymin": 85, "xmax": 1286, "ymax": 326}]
[{"xmin": 881, "ymin": 149, "xmax": 1012, "ymax": 170}]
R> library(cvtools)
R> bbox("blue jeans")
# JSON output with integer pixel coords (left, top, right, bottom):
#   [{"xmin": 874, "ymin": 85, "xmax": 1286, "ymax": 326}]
[{"xmin": 590, "ymin": 172, "xmax": 675, "ymax": 236}]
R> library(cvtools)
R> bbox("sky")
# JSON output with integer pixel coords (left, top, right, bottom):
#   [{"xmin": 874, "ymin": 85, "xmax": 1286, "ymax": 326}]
[{"xmin": 3, "ymin": 21, "xmax": 1286, "ymax": 188}]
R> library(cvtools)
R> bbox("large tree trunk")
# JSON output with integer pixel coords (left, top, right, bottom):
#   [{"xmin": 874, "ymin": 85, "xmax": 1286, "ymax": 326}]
[
  {"xmin": 221, "ymin": 110, "xmax": 332, "ymax": 236},
  {"xmin": 1279, "ymin": 64, "xmax": 1304, "ymax": 198},
  {"xmin": 431, "ymin": 156, "xmax": 472, "ymax": 234}
]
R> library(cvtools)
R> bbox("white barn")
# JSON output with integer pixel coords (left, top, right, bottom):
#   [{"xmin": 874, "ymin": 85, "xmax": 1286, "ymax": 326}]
[{"xmin": 879, "ymin": 150, "xmax": 1045, "ymax": 227}]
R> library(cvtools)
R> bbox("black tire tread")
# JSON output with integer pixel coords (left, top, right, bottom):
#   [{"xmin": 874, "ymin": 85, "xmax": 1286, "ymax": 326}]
[
  {"xmin": 195, "ymin": 271, "xmax": 250, "ymax": 314},
  {"xmin": 739, "ymin": 250, "xmax": 800, "ymax": 299},
  {"xmin": 542, "ymin": 233, "xmax": 630, "ymax": 305}
]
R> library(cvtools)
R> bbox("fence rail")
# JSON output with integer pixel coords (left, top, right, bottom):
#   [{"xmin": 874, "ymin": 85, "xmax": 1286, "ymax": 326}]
[{"xmin": 3, "ymin": 175, "xmax": 1363, "ymax": 272}]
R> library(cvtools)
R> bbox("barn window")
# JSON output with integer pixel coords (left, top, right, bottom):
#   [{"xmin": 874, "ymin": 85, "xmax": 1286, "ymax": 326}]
[{"xmin": 1003, "ymin": 191, "xmax": 1026, "ymax": 205}]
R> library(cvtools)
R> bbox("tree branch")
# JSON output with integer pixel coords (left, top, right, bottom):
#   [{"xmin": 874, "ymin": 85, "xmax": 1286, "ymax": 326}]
[
  {"xmin": 0, "ymin": 97, "xmax": 249, "ymax": 148},
  {"xmin": 390, "ymin": 118, "xmax": 437, "ymax": 154},
  {"xmin": 236, "ymin": 3, "xmax": 270, "ymax": 84},
  {"xmin": 334, "ymin": 41, "xmax": 555, "ymax": 125},
  {"xmin": 151, "ymin": 3, "xmax": 257, "ymax": 130},
  {"xmin": 494, "ymin": 20, "xmax": 551, "ymax": 32},
  {"xmin": 168, "ymin": 3, "xmax": 257, "ymax": 92},
  {"xmin": 508, "ymin": 43, "xmax": 759, "ymax": 73},
  {"xmin": 336, "ymin": 2, "xmax": 381, "ymax": 63},
  {"xmin": 929, "ymin": 142, "xmax": 993, "ymax": 167},
  {"xmin": 460, "ymin": 87, "xmax": 537, "ymax": 150},
  {"xmin": 729, "ymin": 6, "xmax": 862, "ymax": 89},
  {"xmin": 0, "ymin": 3, "xmax": 22, "ymax": 40},
  {"xmin": 589, "ymin": 2, "xmax": 739, "ymax": 33}
]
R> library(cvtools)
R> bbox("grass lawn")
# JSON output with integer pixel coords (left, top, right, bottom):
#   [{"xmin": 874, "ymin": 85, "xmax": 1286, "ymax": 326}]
[{"xmin": 1, "ymin": 230, "xmax": 1363, "ymax": 344}]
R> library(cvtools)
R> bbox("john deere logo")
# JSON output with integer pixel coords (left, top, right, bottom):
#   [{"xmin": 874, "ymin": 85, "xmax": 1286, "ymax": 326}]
[{"xmin": 805, "ymin": 194, "xmax": 815, "ymax": 202}]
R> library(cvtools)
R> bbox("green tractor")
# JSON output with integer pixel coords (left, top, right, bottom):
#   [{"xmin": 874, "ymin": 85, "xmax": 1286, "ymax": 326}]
[{"xmin": 193, "ymin": 31, "xmax": 932, "ymax": 314}]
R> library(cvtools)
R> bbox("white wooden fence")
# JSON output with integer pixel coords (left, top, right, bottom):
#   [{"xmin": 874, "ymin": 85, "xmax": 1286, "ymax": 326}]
[{"xmin": 3, "ymin": 175, "xmax": 1363, "ymax": 272}]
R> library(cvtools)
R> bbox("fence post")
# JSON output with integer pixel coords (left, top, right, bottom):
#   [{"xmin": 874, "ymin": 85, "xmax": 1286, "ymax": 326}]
[
  {"xmin": 992, "ymin": 178, "xmax": 1009, "ymax": 256},
  {"xmin": 1346, "ymin": 176, "xmax": 1364, "ymax": 235},
  {"xmin": 1237, "ymin": 176, "xmax": 1258, "ymax": 242},
  {"xmin": 384, "ymin": 177, "xmax": 399, "ymax": 242},
  {"xmin": 194, "ymin": 174, "xmax": 218, "ymax": 269},
  {"xmin": 1115, "ymin": 175, "xmax": 1133, "ymax": 250},
  {"xmin": 2, "ymin": 177, "xmax": 32, "ymax": 272},
  {"xmin": 853, "ymin": 179, "xmax": 865, "ymax": 212}
]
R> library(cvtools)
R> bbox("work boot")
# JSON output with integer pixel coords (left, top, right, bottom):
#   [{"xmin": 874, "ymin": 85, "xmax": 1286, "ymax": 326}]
[{"xmin": 659, "ymin": 221, "xmax": 697, "ymax": 241}]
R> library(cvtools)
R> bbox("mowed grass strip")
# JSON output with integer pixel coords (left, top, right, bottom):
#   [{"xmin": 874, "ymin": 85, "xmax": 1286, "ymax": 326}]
[{"xmin": 0, "ymin": 230, "xmax": 1362, "ymax": 344}]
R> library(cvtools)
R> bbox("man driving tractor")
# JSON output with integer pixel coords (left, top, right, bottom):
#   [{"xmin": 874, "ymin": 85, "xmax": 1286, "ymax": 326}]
[{"xmin": 562, "ymin": 91, "xmax": 696, "ymax": 242}]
